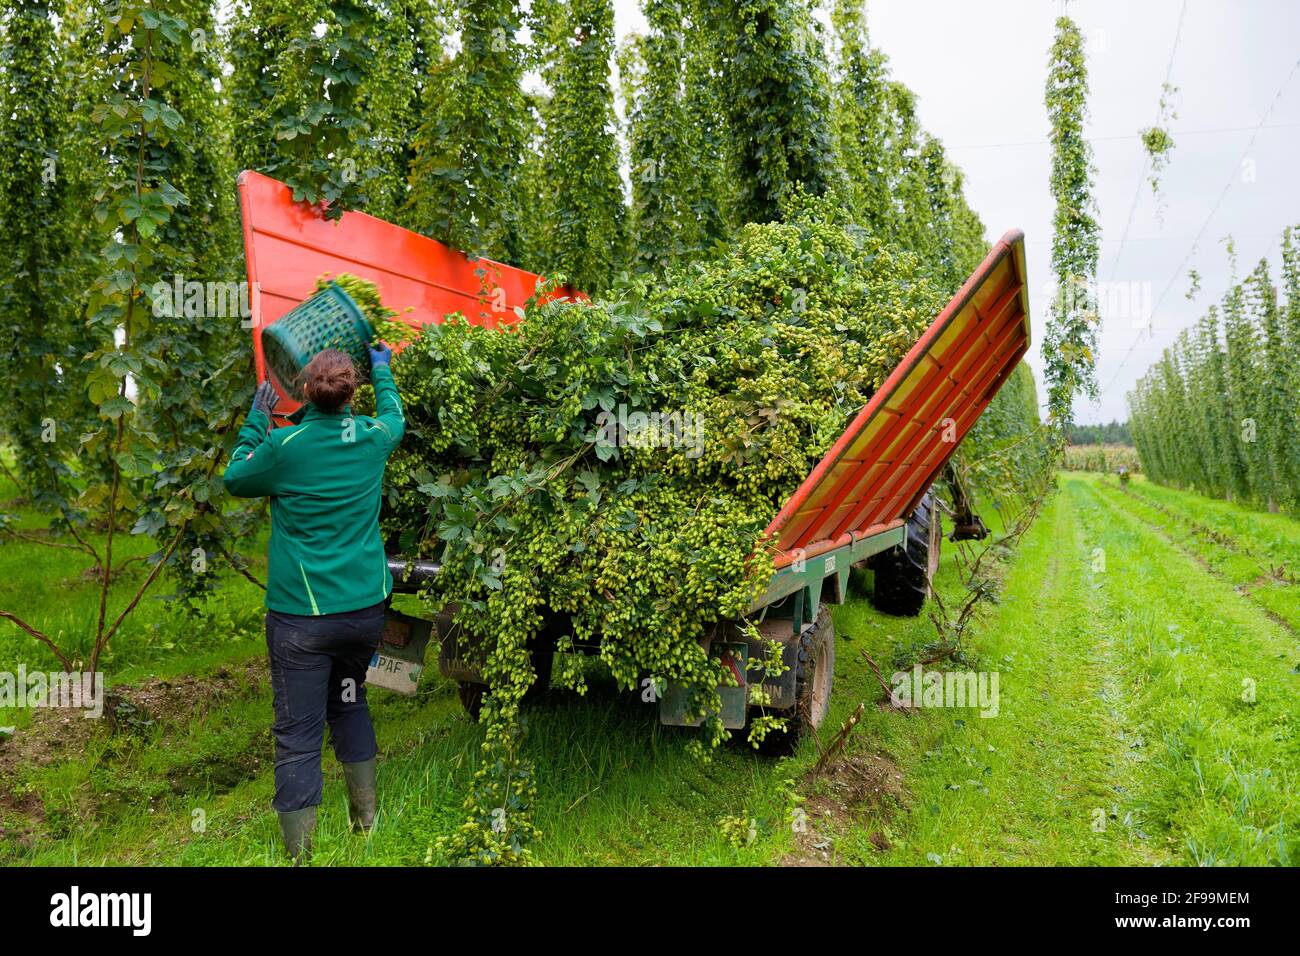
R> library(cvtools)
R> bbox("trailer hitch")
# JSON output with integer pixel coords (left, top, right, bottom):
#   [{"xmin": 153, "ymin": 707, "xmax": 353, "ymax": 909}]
[
  {"xmin": 949, "ymin": 511, "xmax": 989, "ymax": 541},
  {"xmin": 941, "ymin": 464, "xmax": 990, "ymax": 542},
  {"xmin": 367, "ymin": 556, "xmax": 443, "ymax": 696},
  {"xmin": 935, "ymin": 487, "xmax": 989, "ymax": 540}
]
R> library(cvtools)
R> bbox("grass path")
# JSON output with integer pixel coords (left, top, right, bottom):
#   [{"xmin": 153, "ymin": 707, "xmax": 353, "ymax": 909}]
[
  {"xmin": 1066, "ymin": 475, "xmax": 1298, "ymax": 864},
  {"xmin": 1097, "ymin": 475, "xmax": 1300, "ymax": 634},
  {"xmin": 861, "ymin": 475, "xmax": 1159, "ymax": 865}
]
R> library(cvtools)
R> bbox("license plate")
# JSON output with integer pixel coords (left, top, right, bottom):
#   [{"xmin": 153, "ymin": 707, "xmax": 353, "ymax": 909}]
[{"xmin": 366, "ymin": 610, "xmax": 433, "ymax": 697}]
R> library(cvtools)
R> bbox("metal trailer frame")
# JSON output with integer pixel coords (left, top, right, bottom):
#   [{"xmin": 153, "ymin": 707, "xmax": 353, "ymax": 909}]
[{"xmin": 237, "ymin": 172, "xmax": 1032, "ymax": 731}]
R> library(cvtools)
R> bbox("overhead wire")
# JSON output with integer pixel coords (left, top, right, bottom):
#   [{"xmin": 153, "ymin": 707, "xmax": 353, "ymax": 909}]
[{"xmin": 1099, "ymin": 49, "xmax": 1300, "ymax": 400}]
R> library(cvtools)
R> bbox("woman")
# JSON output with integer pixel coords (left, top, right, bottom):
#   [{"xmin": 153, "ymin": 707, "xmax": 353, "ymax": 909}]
[{"xmin": 224, "ymin": 343, "xmax": 404, "ymax": 863}]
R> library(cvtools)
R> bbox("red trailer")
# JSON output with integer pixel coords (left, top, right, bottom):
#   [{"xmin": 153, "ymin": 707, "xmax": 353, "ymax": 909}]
[{"xmin": 238, "ymin": 171, "xmax": 1031, "ymax": 749}]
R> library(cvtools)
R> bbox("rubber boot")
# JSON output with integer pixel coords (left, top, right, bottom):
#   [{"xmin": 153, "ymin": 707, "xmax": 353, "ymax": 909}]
[
  {"xmin": 342, "ymin": 758, "xmax": 377, "ymax": 833},
  {"xmin": 278, "ymin": 806, "xmax": 317, "ymax": 864}
]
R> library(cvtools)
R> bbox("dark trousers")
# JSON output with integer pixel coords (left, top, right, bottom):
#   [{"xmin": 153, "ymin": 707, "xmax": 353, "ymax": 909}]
[{"xmin": 265, "ymin": 600, "xmax": 385, "ymax": 812}]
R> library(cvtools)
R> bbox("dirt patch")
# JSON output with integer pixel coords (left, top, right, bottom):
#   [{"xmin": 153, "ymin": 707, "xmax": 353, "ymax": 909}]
[
  {"xmin": 166, "ymin": 729, "xmax": 273, "ymax": 797},
  {"xmin": 108, "ymin": 658, "xmax": 268, "ymax": 731},
  {"xmin": 0, "ymin": 789, "xmax": 44, "ymax": 821},
  {"xmin": 1237, "ymin": 564, "xmax": 1297, "ymax": 598},
  {"xmin": 50, "ymin": 555, "xmax": 160, "ymax": 589},
  {"xmin": 0, "ymin": 722, "xmax": 76, "ymax": 852},
  {"xmin": 1, "ymin": 658, "xmax": 271, "ymax": 850},
  {"xmin": 0, "ymin": 658, "xmax": 268, "ymax": 779},
  {"xmin": 0, "ymin": 708, "xmax": 102, "ymax": 778},
  {"xmin": 781, "ymin": 750, "xmax": 909, "ymax": 866}
]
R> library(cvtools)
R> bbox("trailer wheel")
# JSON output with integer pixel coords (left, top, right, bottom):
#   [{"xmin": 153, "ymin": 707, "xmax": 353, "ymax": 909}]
[
  {"xmin": 524, "ymin": 627, "xmax": 557, "ymax": 702},
  {"xmin": 754, "ymin": 607, "xmax": 835, "ymax": 756},
  {"xmin": 869, "ymin": 491, "xmax": 941, "ymax": 617},
  {"xmin": 458, "ymin": 681, "xmax": 486, "ymax": 720},
  {"xmin": 454, "ymin": 622, "xmax": 557, "ymax": 720}
]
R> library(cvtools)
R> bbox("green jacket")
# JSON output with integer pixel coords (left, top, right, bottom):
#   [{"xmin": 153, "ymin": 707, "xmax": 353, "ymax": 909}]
[{"xmin": 223, "ymin": 365, "xmax": 405, "ymax": 616}]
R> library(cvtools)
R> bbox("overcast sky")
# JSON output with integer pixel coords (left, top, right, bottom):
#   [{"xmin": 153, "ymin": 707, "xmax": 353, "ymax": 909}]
[{"xmin": 612, "ymin": 0, "xmax": 1300, "ymax": 424}]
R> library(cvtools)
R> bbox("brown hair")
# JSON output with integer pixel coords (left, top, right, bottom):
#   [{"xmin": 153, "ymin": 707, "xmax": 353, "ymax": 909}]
[{"xmin": 302, "ymin": 349, "xmax": 358, "ymax": 412}]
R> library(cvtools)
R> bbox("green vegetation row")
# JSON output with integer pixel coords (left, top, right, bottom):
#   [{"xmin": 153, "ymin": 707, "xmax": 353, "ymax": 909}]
[
  {"xmin": 1068, "ymin": 420, "xmax": 1132, "ymax": 445},
  {"xmin": 0, "ymin": 0, "xmax": 1051, "ymax": 670},
  {"xmin": 1065, "ymin": 476, "xmax": 1298, "ymax": 865},
  {"xmin": 1063, "ymin": 444, "xmax": 1140, "ymax": 474},
  {"xmin": 1097, "ymin": 474, "xmax": 1300, "ymax": 635},
  {"xmin": 1129, "ymin": 227, "xmax": 1300, "ymax": 511}
]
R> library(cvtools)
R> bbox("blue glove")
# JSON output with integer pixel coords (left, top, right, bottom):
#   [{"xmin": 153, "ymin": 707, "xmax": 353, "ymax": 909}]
[
  {"xmin": 252, "ymin": 381, "xmax": 279, "ymax": 417},
  {"xmin": 369, "ymin": 342, "xmax": 392, "ymax": 369}
]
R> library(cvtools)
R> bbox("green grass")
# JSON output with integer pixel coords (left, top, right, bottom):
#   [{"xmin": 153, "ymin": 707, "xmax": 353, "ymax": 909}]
[
  {"xmin": 1067, "ymin": 475, "xmax": 1298, "ymax": 864},
  {"xmin": 852, "ymin": 478, "xmax": 1154, "ymax": 866},
  {"xmin": 2, "ymin": 468, "xmax": 1297, "ymax": 865},
  {"xmin": 1119, "ymin": 475, "xmax": 1300, "ymax": 566},
  {"xmin": 0, "ymin": 487, "xmax": 269, "ymax": 688},
  {"xmin": 1100, "ymin": 474, "xmax": 1300, "ymax": 632}
]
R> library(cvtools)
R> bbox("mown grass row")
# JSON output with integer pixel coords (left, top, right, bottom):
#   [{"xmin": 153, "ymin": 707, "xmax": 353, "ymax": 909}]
[
  {"xmin": 1068, "ymin": 474, "xmax": 1299, "ymax": 864},
  {"xmin": 1098, "ymin": 475, "xmax": 1300, "ymax": 632}
]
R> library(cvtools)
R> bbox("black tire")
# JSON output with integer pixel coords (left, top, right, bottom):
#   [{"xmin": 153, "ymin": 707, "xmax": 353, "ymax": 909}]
[
  {"xmin": 458, "ymin": 681, "xmax": 485, "ymax": 719},
  {"xmin": 455, "ymin": 612, "xmax": 561, "ymax": 719},
  {"xmin": 523, "ymin": 621, "xmax": 557, "ymax": 703},
  {"xmin": 754, "ymin": 606, "xmax": 835, "ymax": 756},
  {"xmin": 869, "ymin": 491, "xmax": 941, "ymax": 617}
]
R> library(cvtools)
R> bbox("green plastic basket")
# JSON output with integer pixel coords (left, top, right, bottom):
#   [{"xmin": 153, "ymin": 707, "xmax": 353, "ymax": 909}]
[{"xmin": 262, "ymin": 282, "xmax": 373, "ymax": 400}]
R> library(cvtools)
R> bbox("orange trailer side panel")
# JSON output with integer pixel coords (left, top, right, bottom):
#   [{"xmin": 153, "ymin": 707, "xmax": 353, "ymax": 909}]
[
  {"xmin": 237, "ymin": 170, "xmax": 572, "ymax": 420},
  {"xmin": 764, "ymin": 230, "xmax": 1031, "ymax": 566}
]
